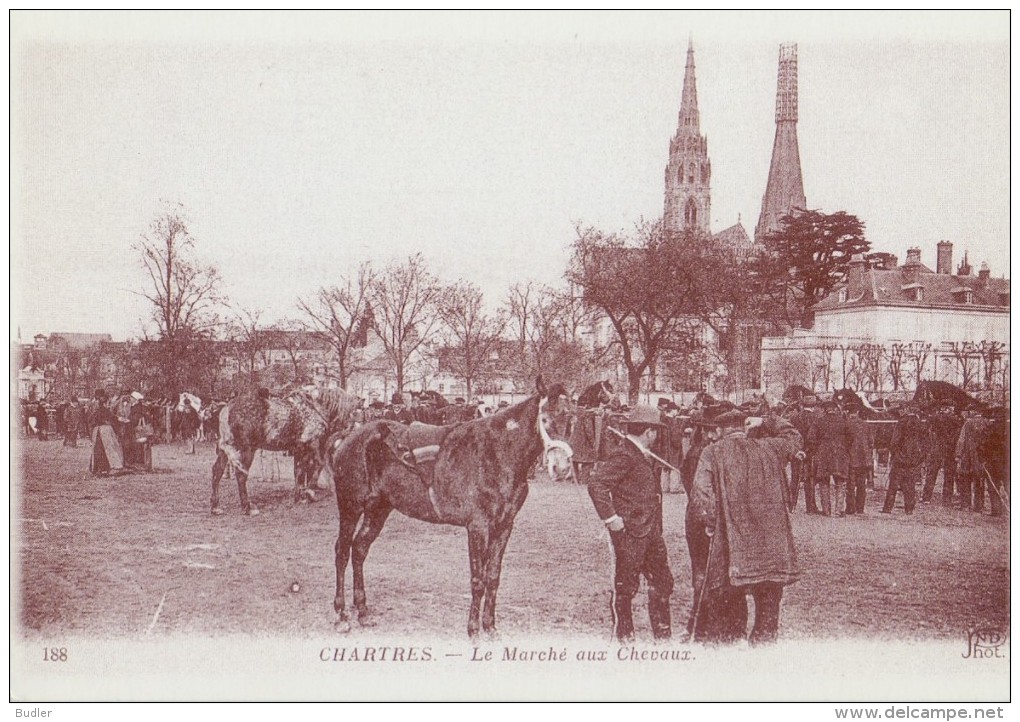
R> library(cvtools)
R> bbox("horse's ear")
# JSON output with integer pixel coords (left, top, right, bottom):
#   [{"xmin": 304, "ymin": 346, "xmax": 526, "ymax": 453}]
[{"xmin": 535, "ymin": 375, "xmax": 546, "ymax": 397}]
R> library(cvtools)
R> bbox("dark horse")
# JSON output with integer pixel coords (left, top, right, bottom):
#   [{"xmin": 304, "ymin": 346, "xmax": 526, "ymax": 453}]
[
  {"xmin": 212, "ymin": 386, "xmax": 360, "ymax": 516},
  {"xmin": 576, "ymin": 379, "xmax": 614, "ymax": 409},
  {"xmin": 328, "ymin": 377, "xmax": 574, "ymax": 637},
  {"xmin": 913, "ymin": 380, "xmax": 987, "ymax": 413}
]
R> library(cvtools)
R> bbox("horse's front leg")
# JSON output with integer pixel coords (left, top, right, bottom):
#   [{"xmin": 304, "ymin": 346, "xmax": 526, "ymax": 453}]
[
  {"xmin": 351, "ymin": 502, "xmax": 392, "ymax": 626},
  {"xmin": 466, "ymin": 523, "xmax": 491, "ymax": 639},
  {"xmin": 334, "ymin": 510, "xmax": 359, "ymax": 632},
  {"xmin": 481, "ymin": 520, "xmax": 516, "ymax": 636},
  {"xmin": 237, "ymin": 449, "xmax": 258, "ymax": 516},
  {"xmin": 211, "ymin": 449, "xmax": 227, "ymax": 515}
]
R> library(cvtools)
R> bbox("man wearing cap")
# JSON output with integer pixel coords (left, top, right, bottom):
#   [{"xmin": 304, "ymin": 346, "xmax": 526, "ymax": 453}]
[
  {"xmin": 881, "ymin": 404, "xmax": 929, "ymax": 515},
  {"xmin": 587, "ymin": 404, "xmax": 673, "ymax": 642},
  {"xmin": 687, "ymin": 410, "xmax": 803, "ymax": 644}
]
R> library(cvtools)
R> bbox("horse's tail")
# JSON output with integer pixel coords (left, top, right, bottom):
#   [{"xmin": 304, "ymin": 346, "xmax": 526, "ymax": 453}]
[{"xmin": 217, "ymin": 405, "xmax": 245, "ymax": 472}]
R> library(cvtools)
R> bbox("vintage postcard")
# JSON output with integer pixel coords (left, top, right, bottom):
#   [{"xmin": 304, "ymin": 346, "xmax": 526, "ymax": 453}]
[{"xmin": 10, "ymin": 10, "xmax": 1009, "ymax": 706}]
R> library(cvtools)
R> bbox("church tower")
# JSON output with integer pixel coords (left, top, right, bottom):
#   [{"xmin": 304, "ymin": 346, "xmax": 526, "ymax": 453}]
[
  {"xmin": 663, "ymin": 39, "xmax": 711, "ymax": 235},
  {"xmin": 755, "ymin": 42, "xmax": 807, "ymax": 243}
]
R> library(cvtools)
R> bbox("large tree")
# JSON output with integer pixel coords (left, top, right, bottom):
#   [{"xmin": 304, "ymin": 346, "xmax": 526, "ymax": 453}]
[
  {"xmin": 567, "ymin": 222, "xmax": 732, "ymax": 404},
  {"xmin": 296, "ymin": 261, "xmax": 375, "ymax": 389},
  {"xmin": 757, "ymin": 209, "xmax": 870, "ymax": 327},
  {"xmin": 133, "ymin": 203, "xmax": 225, "ymax": 396},
  {"xmin": 370, "ymin": 253, "xmax": 443, "ymax": 393},
  {"xmin": 437, "ymin": 281, "xmax": 507, "ymax": 400}
]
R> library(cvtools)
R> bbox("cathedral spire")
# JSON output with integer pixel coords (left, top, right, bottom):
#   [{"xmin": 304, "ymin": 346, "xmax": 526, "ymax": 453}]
[
  {"xmin": 755, "ymin": 42, "xmax": 807, "ymax": 244},
  {"xmin": 663, "ymin": 38, "xmax": 711, "ymax": 235},
  {"xmin": 678, "ymin": 36, "xmax": 700, "ymax": 134}
]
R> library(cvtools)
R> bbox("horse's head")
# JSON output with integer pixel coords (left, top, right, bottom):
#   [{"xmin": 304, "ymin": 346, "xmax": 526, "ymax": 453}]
[{"xmin": 535, "ymin": 376, "xmax": 574, "ymax": 482}]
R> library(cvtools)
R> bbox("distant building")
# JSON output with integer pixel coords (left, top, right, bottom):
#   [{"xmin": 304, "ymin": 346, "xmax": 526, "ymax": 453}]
[{"xmin": 760, "ymin": 242, "xmax": 1010, "ymax": 399}]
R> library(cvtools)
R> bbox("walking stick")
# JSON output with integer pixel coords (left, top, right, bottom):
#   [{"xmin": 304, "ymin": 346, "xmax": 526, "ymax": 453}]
[
  {"xmin": 690, "ymin": 526, "xmax": 717, "ymax": 641},
  {"xmin": 605, "ymin": 425, "xmax": 682, "ymax": 474}
]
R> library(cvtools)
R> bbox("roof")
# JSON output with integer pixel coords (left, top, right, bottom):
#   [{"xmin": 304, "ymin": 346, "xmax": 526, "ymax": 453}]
[
  {"xmin": 713, "ymin": 222, "xmax": 752, "ymax": 250},
  {"xmin": 816, "ymin": 265, "xmax": 1010, "ymax": 313},
  {"xmin": 47, "ymin": 332, "xmax": 113, "ymax": 349}
]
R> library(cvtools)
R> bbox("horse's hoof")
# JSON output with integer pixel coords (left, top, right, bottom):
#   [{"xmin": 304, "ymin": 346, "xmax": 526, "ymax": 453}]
[
  {"xmin": 357, "ymin": 612, "xmax": 378, "ymax": 628},
  {"xmin": 305, "ymin": 490, "xmax": 318, "ymax": 502},
  {"xmin": 211, "ymin": 507, "xmax": 224, "ymax": 516},
  {"xmin": 334, "ymin": 618, "xmax": 352, "ymax": 634},
  {"xmin": 246, "ymin": 507, "xmax": 260, "ymax": 517}
]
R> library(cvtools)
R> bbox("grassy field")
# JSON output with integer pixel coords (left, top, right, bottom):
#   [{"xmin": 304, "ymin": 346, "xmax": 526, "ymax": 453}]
[{"xmin": 15, "ymin": 436, "xmax": 1010, "ymax": 642}]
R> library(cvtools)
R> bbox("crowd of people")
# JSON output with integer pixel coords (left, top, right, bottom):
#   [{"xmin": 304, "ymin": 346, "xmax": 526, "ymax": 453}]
[{"xmin": 567, "ymin": 384, "xmax": 1008, "ymax": 646}]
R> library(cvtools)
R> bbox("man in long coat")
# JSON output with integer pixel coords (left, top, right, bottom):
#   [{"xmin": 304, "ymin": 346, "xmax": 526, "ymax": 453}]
[
  {"xmin": 808, "ymin": 402, "xmax": 852, "ymax": 516},
  {"xmin": 921, "ymin": 405, "xmax": 963, "ymax": 504},
  {"xmin": 788, "ymin": 404, "xmax": 819, "ymax": 513},
  {"xmin": 846, "ymin": 409, "xmax": 874, "ymax": 514},
  {"xmin": 687, "ymin": 411, "xmax": 803, "ymax": 644},
  {"xmin": 955, "ymin": 411, "xmax": 991, "ymax": 512},
  {"xmin": 881, "ymin": 405, "xmax": 929, "ymax": 515},
  {"xmin": 588, "ymin": 404, "xmax": 673, "ymax": 642}
]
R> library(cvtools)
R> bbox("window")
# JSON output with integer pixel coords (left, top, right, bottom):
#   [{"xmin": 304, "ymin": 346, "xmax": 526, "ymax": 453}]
[
  {"xmin": 438, "ymin": 383, "xmax": 445, "ymax": 393},
  {"xmin": 838, "ymin": 288, "xmax": 848, "ymax": 303}
]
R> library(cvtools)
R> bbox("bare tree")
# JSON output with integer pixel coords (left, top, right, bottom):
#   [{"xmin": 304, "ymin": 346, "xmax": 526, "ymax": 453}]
[
  {"xmin": 227, "ymin": 307, "xmax": 267, "ymax": 384},
  {"xmin": 976, "ymin": 340, "xmax": 1006, "ymax": 392},
  {"xmin": 297, "ymin": 261, "xmax": 375, "ymax": 389},
  {"xmin": 568, "ymin": 223, "xmax": 731, "ymax": 404},
  {"xmin": 438, "ymin": 281, "xmax": 507, "ymax": 400},
  {"xmin": 906, "ymin": 342, "xmax": 933, "ymax": 389},
  {"xmin": 764, "ymin": 352, "xmax": 811, "ymax": 392},
  {"xmin": 133, "ymin": 202, "xmax": 225, "ymax": 395},
  {"xmin": 809, "ymin": 343, "xmax": 835, "ymax": 392},
  {"xmin": 370, "ymin": 253, "xmax": 443, "ymax": 393},
  {"xmin": 946, "ymin": 341, "xmax": 981, "ymax": 391},
  {"xmin": 885, "ymin": 342, "xmax": 908, "ymax": 392}
]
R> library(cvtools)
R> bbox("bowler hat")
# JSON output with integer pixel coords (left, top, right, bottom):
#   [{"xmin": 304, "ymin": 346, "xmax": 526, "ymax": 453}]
[{"xmin": 625, "ymin": 404, "xmax": 664, "ymax": 427}]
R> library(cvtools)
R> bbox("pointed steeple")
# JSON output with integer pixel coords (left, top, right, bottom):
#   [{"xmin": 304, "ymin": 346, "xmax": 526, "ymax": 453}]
[
  {"xmin": 678, "ymin": 37, "xmax": 700, "ymax": 134},
  {"xmin": 663, "ymin": 38, "xmax": 711, "ymax": 235},
  {"xmin": 755, "ymin": 42, "xmax": 807, "ymax": 244}
]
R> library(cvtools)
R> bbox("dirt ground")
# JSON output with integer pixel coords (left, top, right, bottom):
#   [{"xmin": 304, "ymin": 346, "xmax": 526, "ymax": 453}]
[{"xmin": 15, "ymin": 437, "xmax": 1010, "ymax": 642}]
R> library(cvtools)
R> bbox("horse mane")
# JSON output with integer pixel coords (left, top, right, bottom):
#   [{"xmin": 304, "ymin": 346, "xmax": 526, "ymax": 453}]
[{"xmin": 314, "ymin": 387, "xmax": 362, "ymax": 424}]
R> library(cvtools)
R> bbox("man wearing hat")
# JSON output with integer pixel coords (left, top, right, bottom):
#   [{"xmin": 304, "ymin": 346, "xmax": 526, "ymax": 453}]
[
  {"xmin": 687, "ymin": 410, "xmax": 803, "ymax": 644},
  {"xmin": 587, "ymin": 404, "xmax": 673, "ymax": 642},
  {"xmin": 881, "ymin": 403, "xmax": 929, "ymax": 515}
]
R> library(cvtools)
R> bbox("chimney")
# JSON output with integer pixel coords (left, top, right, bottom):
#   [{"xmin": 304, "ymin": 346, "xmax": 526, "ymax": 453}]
[
  {"xmin": 978, "ymin": 261, "xmax": 990, "ymax": 286},
  {"xmin": 957, "ymin": 251, "xmax": 972, "ymax": 276},
  {"xmin": 847, "ymin": 254, "xmax": 867, "ymax": 297},
  {"xmin": 902, "ymin": 247, "xmax": 922, "ymax": 284},
  {"xmin": 936, "ymin": 240, "xmax": 953, "ymax": 275},
  {"xmin": 888, "ymin": 254, "xmax": 898, "ymax": 270}
]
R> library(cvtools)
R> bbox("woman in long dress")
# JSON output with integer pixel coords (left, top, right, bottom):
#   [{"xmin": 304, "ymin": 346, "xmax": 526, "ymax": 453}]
[{"xmin": 89, "ymin": 390, "xmax": 125, "ymax": 476}]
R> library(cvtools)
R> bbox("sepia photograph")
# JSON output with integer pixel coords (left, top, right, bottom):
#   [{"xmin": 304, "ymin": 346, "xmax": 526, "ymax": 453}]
[{"xmin": 9, "ymin": 10, "xmax": 1010, "ymax": 707}]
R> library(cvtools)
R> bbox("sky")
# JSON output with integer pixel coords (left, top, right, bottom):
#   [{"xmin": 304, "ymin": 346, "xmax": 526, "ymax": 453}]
[{"xmin": 10, "ymin": 10, "xmax": 1010, "ymax": 342}]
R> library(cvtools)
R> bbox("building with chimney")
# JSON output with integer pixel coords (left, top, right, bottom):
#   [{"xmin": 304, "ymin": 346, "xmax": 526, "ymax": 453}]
[
  {"xmin": 760, "ymin": 242, "xmax": 1010, "ymax": 400},
  {"xmin": 755, "ymin": 43, "xmax": 808, "ymax": 244}
]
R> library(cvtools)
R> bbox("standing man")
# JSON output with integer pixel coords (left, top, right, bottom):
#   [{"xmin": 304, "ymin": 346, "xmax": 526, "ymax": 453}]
[
  {"xmin": 921, "ymin": 404, "xmax": 963, "ymax": 504},
  {"xmin": 809, "ymin": 402, "xmax": 852, "ymax": 516},
  {"xmin": 687, "ymin": 411, "xmax": 803, "ymax": 644},
  {"xmin": 789, "ymin": 401, "xmax": 818, "ymax": 513},
  {"xmin": 846, "ymin": 409, "xmax": 874, "ymax": 515},
  {"xmin": 881, "ymin": 404, "xmax": 929, "ymax": 515},
  {"xmin": 955, "ymin": 410, "xmax": 991, "ymax": 512},
  {"xmin": 588, "ymin": 405, "xmax": 673, "ymax": 642},
  {"xmin": 63, "ymin": 397, "xmax": 84, "ymax": 448}
]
